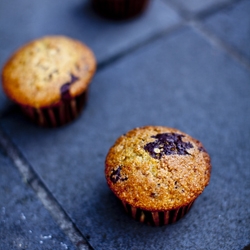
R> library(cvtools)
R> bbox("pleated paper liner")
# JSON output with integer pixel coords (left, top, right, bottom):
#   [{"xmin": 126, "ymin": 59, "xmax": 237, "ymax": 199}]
[
  {"xmin": 92, "ymin": 0, "xmax": 149, "ymax": 20},
  {"xmin": 121, "ymin": 199, "xmax": 195, "ymax": 226},
  {"xmin": 20, "ymin": 90, "xmax": 88, "ymax": 127}
]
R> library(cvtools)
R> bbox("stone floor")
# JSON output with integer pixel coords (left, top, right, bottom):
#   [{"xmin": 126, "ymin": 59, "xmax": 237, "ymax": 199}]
[{"xmin": 0, "ymin": 0, "xmax": 250, "ymax": 249}]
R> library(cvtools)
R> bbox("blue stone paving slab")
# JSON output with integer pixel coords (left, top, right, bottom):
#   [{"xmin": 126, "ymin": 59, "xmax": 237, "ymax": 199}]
[
  {"xmin": 203, "ymin": 0, "xmax": 250, "ymax": 62},
  {"xmin": 0, "ymin": 0, "xmax": 181, "ymax": 116},
  {"xmin": 1, "ymin": 26, "xmax": 250, "ymax": 249},
  {"xmin": 0, "ymin": 144, "xmax": 75, "ymax": 250},
  {"xmin": 163, "ymin": 0, "xmax": 234, "ymax": 15}
]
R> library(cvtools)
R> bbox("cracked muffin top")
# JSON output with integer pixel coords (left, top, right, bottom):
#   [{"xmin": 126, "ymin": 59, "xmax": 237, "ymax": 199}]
[
  {"xmin": 105, "ymin": 126, "xmax": 211, "ymax": 211},
  {"xmin": 2, "ymin": 36, "xmax": 96, "ymax": 108}
]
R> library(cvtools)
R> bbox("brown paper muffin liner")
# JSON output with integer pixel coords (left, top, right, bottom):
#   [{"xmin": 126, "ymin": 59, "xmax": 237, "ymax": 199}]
[
  {"xmin": 20, "ymin": 90, "xmax": 88, "ymax": 127},
  {"xmin": 121, "ymin": 199, "xmax": 195, "ymax": 226},
  {"xmin": 92, "ymin": 0, "xmax": 149, "ymax": 19}
]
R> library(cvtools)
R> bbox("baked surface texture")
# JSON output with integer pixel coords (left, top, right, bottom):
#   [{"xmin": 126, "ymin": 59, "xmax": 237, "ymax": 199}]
[
  {"xmin": 105, "ymin": 126, "xmax": 211, "ymax": 211},
  {"xmin": 2, "ymin": 36, "xmax": 96, "ymax": 108}
]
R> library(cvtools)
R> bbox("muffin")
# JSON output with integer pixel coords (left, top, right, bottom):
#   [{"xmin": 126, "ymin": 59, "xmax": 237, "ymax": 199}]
[
  {"xmin": 1, "ymin": 36, "xmax": 96, "ymax": 127},
  {"xmin": 92, "ymin": 0, "xmax": 149, "ymax": 20},
  {"xmin": 105, "ymin": 126, "xmax": 211, "ymax": 226}
]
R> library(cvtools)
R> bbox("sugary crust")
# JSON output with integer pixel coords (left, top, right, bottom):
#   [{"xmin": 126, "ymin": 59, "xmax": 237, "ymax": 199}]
[
  {"xmin": 2, "ymin": 36, "xmax": 96, "ymax": 108},
  {"xmin": 105, "ymin": 126, "xmax": 211, "ymax": 211}
]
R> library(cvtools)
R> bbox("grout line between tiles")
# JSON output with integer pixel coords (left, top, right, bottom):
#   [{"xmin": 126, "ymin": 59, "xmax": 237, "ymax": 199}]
[
  {"xmin": 0, "ymin": 127, "xmax": 94, "ymax": 250},
  {"xmin": 162, "ymin": 0, "xmax": 250, "ymax": 71},
  {"xmin": 97, "ymin": 21, "xmax": 185, "ymax": 71},
  {"xmin": 162, "ymin": 0, "xmax": 243, "ymax": 20},
  {"xmin": 192, "ymin": 0, "xmax": 245, "ymax": 20},
  {"xmin": 97, "ymin": 0, "xmax": 250, "ymax": 73},
  {"xmin": 189, "ymin": 20, "xmax": 250, "ymax": 71}
]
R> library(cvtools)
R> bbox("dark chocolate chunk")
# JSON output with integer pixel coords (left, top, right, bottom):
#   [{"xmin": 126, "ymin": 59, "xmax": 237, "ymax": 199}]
[
  {"xmin": 60, "ymin": 74, "xmax": 79, "ymax": 100},
  {"xmin": 198, "ymin": 146, "xmax": 207, "ymax": 153},
  {"xmin": 150, "ymin": 192, "xmax": 157, "ymax": 198},
  {"xmin": 144, "ymin": 133, "xmax": 193, "ymax": 159},
  {"xmin": 110, "ymin": 166, "xmax": 128, "ymax": 183}
]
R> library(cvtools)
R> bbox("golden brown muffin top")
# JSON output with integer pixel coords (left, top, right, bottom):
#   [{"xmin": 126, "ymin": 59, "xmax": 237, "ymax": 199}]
[
  {"xmin": 2, "ymin": 36, "xmax": 96, "ymax": 108},
  {"xmin": 105, "ymin": 126, "xmax": 211, "ymax": 211}
]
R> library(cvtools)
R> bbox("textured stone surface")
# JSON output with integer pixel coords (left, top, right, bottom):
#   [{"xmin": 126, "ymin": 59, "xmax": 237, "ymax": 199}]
[
  {"xmin": 0, "ymin": 144, "xmax": 75, "ymax": 250},
  {"xmin": 1, "ymin": 27, "xmax": 250, "ymax": 249},
  {"xmin": 204, "ymin": 0, "xmax": 250, "ymax": 61},
  {"xmin": 163, "ymin": 0, "xmax": 233, "ymax": 15}
]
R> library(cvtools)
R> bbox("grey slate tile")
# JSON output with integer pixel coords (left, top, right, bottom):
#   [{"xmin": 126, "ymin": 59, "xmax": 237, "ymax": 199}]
[
  {"xmin": 1, "ymin": 26, "xmax": 250, "ymax": 249},
  {"xmin": 0, "ymin": 0, "xmax": 181, "ymax": 117},
  {"xmin": 203, "ymin": 0, "xmax": 250, "ymax": 61},
  {"xmin": 0, "ymin": 142, "xmax": 75, "ymax": 250}
]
